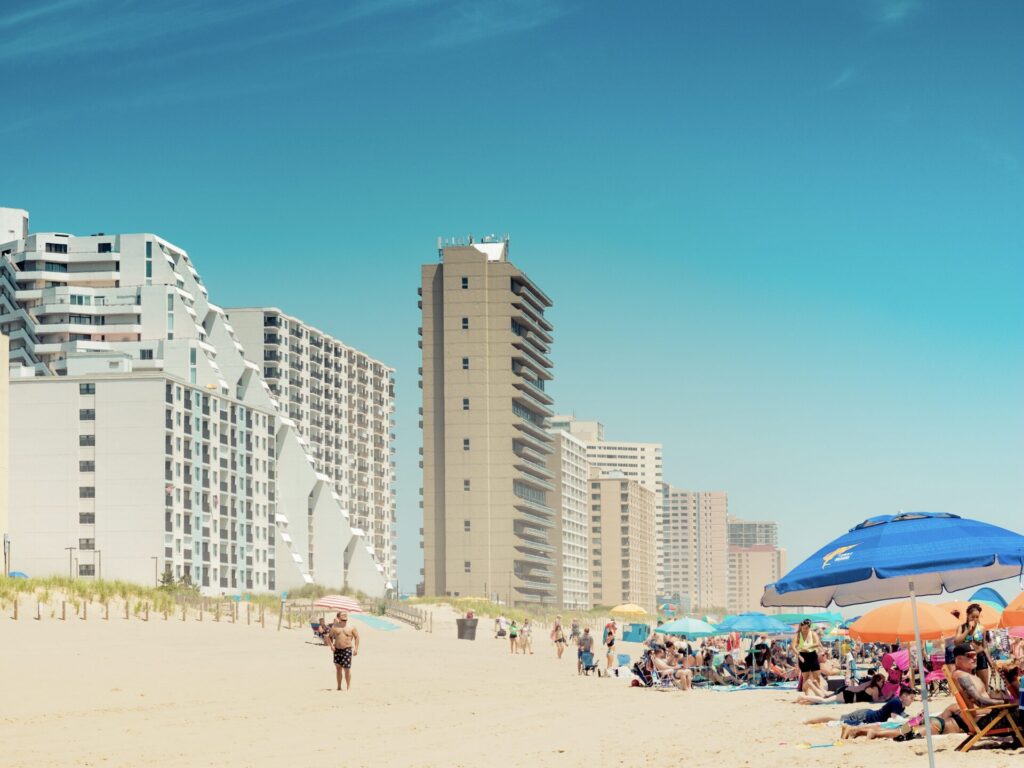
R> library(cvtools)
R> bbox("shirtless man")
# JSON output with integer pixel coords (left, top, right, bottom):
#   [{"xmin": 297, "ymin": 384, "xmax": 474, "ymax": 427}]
[
  {"xmin": 950, "ymin": 643, "xmax": 1013, "ymax": 724},
  {"xmin": 327, "ymin": 611, "xmax": 360, "ymax": 690}
]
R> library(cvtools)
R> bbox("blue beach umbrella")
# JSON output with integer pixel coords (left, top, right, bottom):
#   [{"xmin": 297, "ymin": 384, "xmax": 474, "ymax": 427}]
[
  {"xmin": 7, "ymin": 571, "xmax": 28, "ymax": 579},
  {"xmin": 659, "ymin": 617, "xmax": 719, "ymax": 638},
  {"xmin": 716, "ymin": 612, "xmax": 793, "ymax": 635},
  {"xmin": 969, "ymin": 586, "xmax": 1007, "ymax": 608},
  {"xmin": 762, "ymin": 511, "xmax": 1024, "ymax": 768}
]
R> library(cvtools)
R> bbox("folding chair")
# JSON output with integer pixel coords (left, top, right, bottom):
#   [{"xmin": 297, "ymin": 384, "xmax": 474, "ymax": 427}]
[{"xmin": 944, "ymin": 665, "xmax": 1024, "ymax": 752}]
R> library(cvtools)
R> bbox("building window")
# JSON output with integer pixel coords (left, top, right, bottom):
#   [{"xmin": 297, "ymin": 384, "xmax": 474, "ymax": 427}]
[
  {"xmin": 463, "ymin": 479, "xmax": 471, "ymax": 491},
  {"xmin": 78, "ymin": 564, "xmax": 95, "ymax": 576},
  {"xmin": 98, "ymin": 242, "xmax": 112, "ymax": 253},
  {"xmin": 79, "ymin": 434, "xmax": 95, "ymax": 446},
  {"xmin": 79, "ymin": 512, "xmax": 95, "ymax": 524},
  {"xmin": 464, "ymin": 520, "xmax": 471, "ymax": 531},
  {"xmin": 79, "ymin": 538, "xmax": 95, "ymax": 550},
  {"xmin": 79, "ymin": 461, "xmax": 95, "ymax": 472},
  {"xmin": 79, "ymin": 409, "xmax": 95, "ymax": 421},
  {"xmin": 45, "ymin": 242, "xmax": 68, "ymax": 253},
  {"xmin": 462, "ymin": 438, "xmax": 470, "ymax": 451},
  {"xmin": 79, "ymin": 487, "xmax": 95, "ymax": 498},
  {"xmin": 462, "ymin": 398, "xmax": 470, "ymax": 411},
  {"xmin": 461, "ymin": 276, "xmax": 469, "ymax": 289},
  {"xmin": 140, "ymin": 349, "xmax": 154, "ymax": 360},
  {"xmin": 461, "ymin": 357, "xmax": 469, "ymax": 370},
  {"xmin": 461, "ymin": 317, "xmax": 469, "ymax": 330},
  {"xmin": 79, "ymin": 383, "xmax": 96, "ymax": 395},
  {"xmin": 464, "ymin": 561, "xmax": 471, "ymax": 573}
]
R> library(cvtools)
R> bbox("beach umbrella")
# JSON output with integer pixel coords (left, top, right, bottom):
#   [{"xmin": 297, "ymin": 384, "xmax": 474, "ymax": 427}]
[
  {"xmin": 610, "ymin": 603, "xmax": 648, "ymax": 618},
  {"xmin": 848, "ymin": 601, "xmax": 960, "ymax": 642},
  {"xmin": 1000, "ymin": 592, "xmax": 1024, "ymax": 629},
  {"xmin": 312, "ymin": 595, "xmax": 364, "ymax": 613},
  {"xmin": 839, "ymin": 615, "xmax": 861, "ymax": 629},
  {"xmin": 659, "ymin": 617, "xmax": 720, "ymax": 638},
  {"xmin": 7, "ymin": 571, "xmax": 28, "ymax": 579},
  {"xmin": 715, "ymin": 612, "xmax": 792, "ymax": 635},
  {"xmin": 762, "ymin": 511, "xmax": 1024, "ymax": 768},
  {"xmin": 969, "ymin": 586, "xmax": 1008, "ymax": 608},
  {"xmin": 937, "ymin": 599, "xmax": 1001, "ymax": 629}
]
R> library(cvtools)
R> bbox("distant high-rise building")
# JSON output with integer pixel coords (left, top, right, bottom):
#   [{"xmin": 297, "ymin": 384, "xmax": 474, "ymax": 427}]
[
  {"xmin": 545, "ymin": 429, "xmax": 591, "ymax": 609},
  {"xmin": 0, "ymin": 333, "xmax": 8, "ymax": 576},
  {"xmin": 589, "ymin": 475, "xmax": 655, "ymax": 612},
  {"xmin": 661, "ymin": 486, "xmax": 729, "ymax": 612},
  {"xmin": 728, "ymin": 544, "xmax": 787, "ymax": 614},
  {"xmin": 554, "ymin": 415, "xmax": 665, "ymax": 592},
  {"xmin": 420, "ymin": 238, "xmax": 557, "ymax": 607},
  {"xmin": 227, "ymin": 308, "xmax": 397, "ymax": 585},
  {"xmin": 728, "ymin": 517, "xmax": 778, "ymax": 548}
]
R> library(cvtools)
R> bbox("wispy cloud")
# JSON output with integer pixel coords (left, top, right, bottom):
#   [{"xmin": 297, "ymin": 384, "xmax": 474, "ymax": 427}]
[
  {"xmin": 825, "ymin": 66, "xmax": 856, "ymax": 91},
  {"xmin": 875, "ymin": 0, "xmax": 922, "ymax": 25},
  {"xmin": 426, "ymin": 0, "xmax": 572, "ymax": 48}
]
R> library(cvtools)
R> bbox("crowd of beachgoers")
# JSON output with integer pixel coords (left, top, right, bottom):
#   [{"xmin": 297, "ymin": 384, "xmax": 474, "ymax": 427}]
[{"xmin": 487, "ymin": 602, "xmax": 1024, "ymax": 750}]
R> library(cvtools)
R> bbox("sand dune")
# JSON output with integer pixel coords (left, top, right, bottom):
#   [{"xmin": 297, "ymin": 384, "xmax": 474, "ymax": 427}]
[{"xmin": 1, "ymin": 602, "xmax": 1021, "ymax": 767}]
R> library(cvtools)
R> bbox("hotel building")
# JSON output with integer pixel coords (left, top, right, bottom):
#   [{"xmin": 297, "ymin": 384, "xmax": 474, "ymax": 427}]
[
  {"xmin": 660, "ymin": 486, "xmax": 729, "ymax": 612},
  {"xmin": 420, "ymin": 238, "xmax": 557, "ymax": 607},
  {"xmin": 227, "ymin": 308, "xmax": 397, "ymax": 585},
  {"xmin": 0, "ymin": 207, "xmax": 385, "ymax": 595},
  {"xmin": 545, "ymin": 429, "xmax": 591, "ymax": 609},
  {"xmin": 589, "ymin": 475, "xmax": 656, "ymax": 612},
  {"xmin": 728, "ymin": 543, "xmax": 787, "ymax": 615}
]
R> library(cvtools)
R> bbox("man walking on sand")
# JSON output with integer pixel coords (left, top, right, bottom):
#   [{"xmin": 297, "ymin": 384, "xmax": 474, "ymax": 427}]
[{"xmin": 327, "ymin": 611, "xmax": 360, "ymax": 690}]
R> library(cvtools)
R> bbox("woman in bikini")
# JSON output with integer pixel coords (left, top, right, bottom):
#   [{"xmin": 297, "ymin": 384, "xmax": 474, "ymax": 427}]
[
  {"xmin": 794, "ymin": 619, "xmax": 823, "ymax": 691},
  {"xmin": 955, "ymin": 603, "xmax": 992, "ymax": 689},
  {"xmin": 551, "ymin": 616, "xmax": 567, "ymax": 659}
]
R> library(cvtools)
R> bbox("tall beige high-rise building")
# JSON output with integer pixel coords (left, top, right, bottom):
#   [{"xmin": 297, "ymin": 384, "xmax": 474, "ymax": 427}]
[
  {"xmin": 552, "ymin": 415, "xmax": 665, "ymax": 592},
  {"xmin": 728, "ymin": 544, "xmax": 787, "ymax": 614},
  {"xmin": 420, "ymin": 239, "xmax": 557, "ymax": 606},
  {"xmin": 728, "ymin": 517, "xmax": 778, "ymax": 548},
  {"xmin": 661, "ymin": 485, "xmax": 729, "ymax": 612},
  {"xmin": 545, "ymin": 430, "xmax": 590, "ymax": 609},
  {"xmin": 589, "ymin": 475, "xmax": 655, "ymax": 612}
]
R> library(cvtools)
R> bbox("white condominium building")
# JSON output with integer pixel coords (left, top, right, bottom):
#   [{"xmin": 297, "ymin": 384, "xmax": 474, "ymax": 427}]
[
  {"xmin": 0, "ymin": 207, "xmax": 385, "ymax": 595},
  {"xmin": 227, "ymin": 308, "xmax": 397, "ymax": 585},
  {"xmin": 661, "ymin": 486, "xmax": 729, "ymax": 612},
  {"xmin": 545, "ymin": 429, "xmax": 591, "ymax": 610},
  {"xmin": 552, "ymin": 415, "xmax": 664, "ymax": 592}
]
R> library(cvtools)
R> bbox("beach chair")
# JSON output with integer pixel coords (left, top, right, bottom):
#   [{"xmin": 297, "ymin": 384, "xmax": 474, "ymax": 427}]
[
  {"xmin": 943, "ymin": 665, "xmax": 1024, "ymax": 752},
  {"xmin": 880, "ymin": 650, "xmax": 909, "ymax": 699},
  {"xmin": 579, "ymin": 651, "xmax": 601, "ymax": 676},
  {"xmin": 923, "ymin": 653, "xmax": 948, "ymax": 695}
]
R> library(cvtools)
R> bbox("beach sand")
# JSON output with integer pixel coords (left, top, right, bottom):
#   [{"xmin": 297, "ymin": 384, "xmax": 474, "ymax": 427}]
[{"xmin": 2, "ymin": 601, "xmax": 1020, "ymax": 768}]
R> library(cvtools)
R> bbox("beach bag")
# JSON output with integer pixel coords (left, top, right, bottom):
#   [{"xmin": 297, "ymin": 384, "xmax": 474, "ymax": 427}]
[{"xmin": 497, "ymin": 629, "xmax": 507, "ymax": 637}]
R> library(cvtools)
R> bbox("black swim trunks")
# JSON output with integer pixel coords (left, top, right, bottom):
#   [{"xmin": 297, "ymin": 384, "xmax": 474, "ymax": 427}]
[{"xmin": 333, "ymin": 647, "xmax": 353, "ymax": 668}]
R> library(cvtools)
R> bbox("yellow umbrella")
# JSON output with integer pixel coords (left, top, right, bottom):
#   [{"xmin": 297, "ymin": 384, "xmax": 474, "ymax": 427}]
[{"xmin": 610, "ymin": 603, "xmax": 648, "ymax": 618}]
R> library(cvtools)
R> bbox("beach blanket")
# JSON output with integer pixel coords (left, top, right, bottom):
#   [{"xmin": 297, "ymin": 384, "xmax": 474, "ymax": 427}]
[
  {"xmin": 706, "ymin": 681, "xmax": 798, "ymax": 692},
  {"xmin": 352, "ymin": 614, "xmax": 399, "ymax": 631}
]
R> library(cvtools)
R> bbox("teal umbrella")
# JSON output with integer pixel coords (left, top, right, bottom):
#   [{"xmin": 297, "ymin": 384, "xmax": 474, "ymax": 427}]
[{"xmin": 659, "ymin": 617, "xmax": 719, "ymax": 638}]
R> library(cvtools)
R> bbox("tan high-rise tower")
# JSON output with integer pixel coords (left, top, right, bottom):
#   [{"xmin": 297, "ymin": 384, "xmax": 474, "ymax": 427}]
[{"xmin": 420, "ymin": 239, "xmax": 556, "ymax": 606}]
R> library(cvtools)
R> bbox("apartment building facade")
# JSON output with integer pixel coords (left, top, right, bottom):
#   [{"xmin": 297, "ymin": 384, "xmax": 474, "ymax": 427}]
[
  {"xmin": 545, "ymin": 429, "xmax": 591, "ymax": 610},
  {"xmin": 227, "ymin": 308, "xmax": 397, "ymax": 585},
  {"xmin": 728, "ymin": 517, "xmax": 779, "ymax": 548},
  {"xmin": 728, "ymin": 544, "xmax": 786, "ymax": 614},
  {"xmin": 420, "ymin": 239, "xmax": 557, "ymax": 607},
  {"xmin": 0, "ymin": 208, "xmax": 385, "ymax": 595},
  {"xmin": 589, "ymin": 476, "xmax": 656, "ymax": 612},
  {"xmin": 660, "ymin": 486, "xmax": 729, "ymax": 612}
]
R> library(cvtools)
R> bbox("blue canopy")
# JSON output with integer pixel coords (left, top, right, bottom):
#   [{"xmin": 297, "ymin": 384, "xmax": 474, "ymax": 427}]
[
  {"xmin": 659, "ymin": 617, "xmax": 719, "ymax": 638},
  {"xmin": 7, "ymin": 571, "xmax": 28, "ymax": 579},
  {"xmin": 716, "ymin": 612, "xmax": 792, "ymax": 635},
  {"xmin": 969, "ymin": 587, "xmax": 1007, "ymax": 608},
  {"xmin": 762, "ymin": 512, "xmax": 1024, "ymax": 608}
]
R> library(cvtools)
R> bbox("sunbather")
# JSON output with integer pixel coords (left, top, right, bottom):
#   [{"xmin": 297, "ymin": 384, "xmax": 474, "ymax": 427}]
[
  {"xmin": 803, "ymin": 685, "xmax": 915, "ymax": 735},
  {"xmin": 711, "ymin": 654, "xmax": 743, "ymax": 685},
  {"xmin": 652, "ymin": 647, "xmax": 692, "ymax": 690},
  {"xmin": 841, "ymin": 702, "xmax": 965, "ymax": 740}
]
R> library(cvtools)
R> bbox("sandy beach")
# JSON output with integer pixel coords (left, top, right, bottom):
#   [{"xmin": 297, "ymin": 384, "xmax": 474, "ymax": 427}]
[{"xmin": 2, "ymin": 602, "xmax": 1021, "ymax": 768}]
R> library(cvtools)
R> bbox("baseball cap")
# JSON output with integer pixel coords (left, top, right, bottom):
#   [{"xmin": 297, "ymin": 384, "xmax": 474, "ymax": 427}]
[{"xmin": 952, "ymin": 643, "xmax": 974, "ymax": 658}]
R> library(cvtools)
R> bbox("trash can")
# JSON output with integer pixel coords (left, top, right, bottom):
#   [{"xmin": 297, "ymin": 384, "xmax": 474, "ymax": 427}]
[{"xmin": 456, "ymin": 618, "xmax": 478, "ymax": 640}]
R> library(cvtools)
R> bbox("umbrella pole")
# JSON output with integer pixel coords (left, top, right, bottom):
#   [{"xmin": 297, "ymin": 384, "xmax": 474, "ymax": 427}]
[{"xmin": 909, "ymin": 581, "xmax": 935, "ymax": 768}]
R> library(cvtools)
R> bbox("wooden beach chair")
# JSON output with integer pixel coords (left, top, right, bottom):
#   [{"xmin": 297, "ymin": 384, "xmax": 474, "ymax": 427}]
[{"xmin": 943, "ymin": 665, "xmax": 1024, "ymax": 752}]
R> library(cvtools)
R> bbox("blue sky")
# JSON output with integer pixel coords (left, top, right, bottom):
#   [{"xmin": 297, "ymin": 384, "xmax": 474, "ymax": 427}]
[{"xmin": 4, "ymin": 0, "xmax": 1022, "ymax": 599}]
